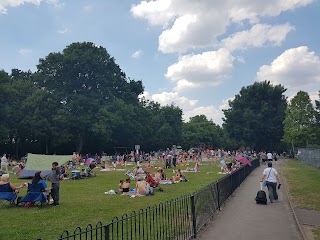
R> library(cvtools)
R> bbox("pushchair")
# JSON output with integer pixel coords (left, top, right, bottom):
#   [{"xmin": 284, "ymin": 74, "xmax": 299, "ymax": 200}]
[{"xmin": 145, "ymin": 172, "xmax": 163, "ymax": 192}]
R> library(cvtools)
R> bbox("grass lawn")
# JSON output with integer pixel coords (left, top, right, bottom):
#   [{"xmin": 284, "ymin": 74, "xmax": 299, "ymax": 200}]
[
  {"xmin": 283, "ymin": 158, "xmax": 320, "ymax": 240},
  {"xmin": 0, "ymin": 161, "xmax": 222, "ymax": 240}
]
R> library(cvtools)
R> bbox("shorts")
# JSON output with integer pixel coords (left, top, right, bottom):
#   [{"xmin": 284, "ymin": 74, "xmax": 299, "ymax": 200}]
[{"xmin": 122, "ymin": 188, "xmax": 129, "ymax": 192}]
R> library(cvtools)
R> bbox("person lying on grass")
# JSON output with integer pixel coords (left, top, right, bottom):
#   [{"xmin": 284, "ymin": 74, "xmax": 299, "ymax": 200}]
[{"xmin": 185, "ymin": 161, "xmax": 200, "ymax": 172}]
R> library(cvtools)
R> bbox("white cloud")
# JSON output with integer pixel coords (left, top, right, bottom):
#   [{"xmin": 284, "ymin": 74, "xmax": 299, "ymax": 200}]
[
  {"xmin": 131, "ymin": 0, "xmax": 312, "ymax": 54},
  {"xmin": 221, "ymin": 23, "xmax": 295, "ymax": 51},
  {"xmin": 140, "ymin": 91, "xmax": 197, "ymax": 110},
  {"xmin": 184, "ymin": 106, "xmax": 224, "ymax": 125},
  {"xmin": 131, "ymin": 0, "xmax": 175, "ymax": 26},
  {"xmin": 0, "ymin": 0, "xmax": 40, "ymax": 14},
  {"xmin": 0, "ymin": 0, "xmax": 63, "ymax": 14},
  {"xmin": 57, "ymin": 27, "xmax": 68, "ymax": 34},
  {"xmin": 310, "ymin": 91, "xmax": 319, "ymax": 105},
  {"xmin": 257, "ymin": 46, "xmax": 320, "ymax": 94},
  {"xmin": 46, "ymin": 0, "xmax": 63, "ymax": 8},
  {"xmin": 166, "ymin": 48, "xmax": 234, "ymax": 91},
  {"xmin": 219, "ymin": 97, "xmax": 234, "ymax": 111},
  {"xmin": 18, "ymin": 48, "xmax": 32, "ymax": 56},
  {"xmin": 132, "ymin": 50, "xmax": 143, "ymax": 59},
  {"xmin": 140, "ymin": 91, "xmax": 226, "ymax": 125}
]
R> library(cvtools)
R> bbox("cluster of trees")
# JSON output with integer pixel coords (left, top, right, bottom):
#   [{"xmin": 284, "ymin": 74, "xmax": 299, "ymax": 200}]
[{"xmin": 0, "ymin": 42, "xmax": 319, "ymax": 158}]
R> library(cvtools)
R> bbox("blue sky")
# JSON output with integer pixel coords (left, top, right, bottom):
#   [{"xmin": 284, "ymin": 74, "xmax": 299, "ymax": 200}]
[{"xmin": 1, "ymin": 0, "xmax": 320, "ymax": 125}]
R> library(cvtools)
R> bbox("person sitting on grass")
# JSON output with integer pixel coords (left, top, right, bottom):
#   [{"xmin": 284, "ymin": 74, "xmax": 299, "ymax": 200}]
[
  {"xmin": 171, "ymin": 169, "xmax": 186, "ymax": 182},
  {"xmin": 121, "ymin": 178, "xmax": 131, "ymax": 195},
  {"xmin": 134, "ymin": 166, "xmax": 145, "ymax": 178},
  {"xmin": 134, "ymin": 177, "xmax": 153, "ymax": 196},
  {"xmin": 118, "ymin": 179, "xmax": 124, "ymax": 193},
  {"xmin": 154, "ymin": 168, "xmax": 166, "ymax": 181},
  {"xmin": 219, "ymin": 159, "xmax": 229, "ymax": 174}
]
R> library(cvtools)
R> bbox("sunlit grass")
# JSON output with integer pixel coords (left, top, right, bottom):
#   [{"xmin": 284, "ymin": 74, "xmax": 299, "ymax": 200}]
[
  {"xmin": 1, "ymin": 161, "xmax": 222, "ymax": 240},
  {"xmin": 283, "ymin": 159, "xmax": 320, "ymax": 211},
  {"xmin": 283, "ymin": 159, "xmax": 320, "ymax": 240}
]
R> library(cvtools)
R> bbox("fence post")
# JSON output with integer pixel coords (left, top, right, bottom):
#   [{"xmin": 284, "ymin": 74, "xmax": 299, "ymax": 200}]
[
  {"xmin": 216, "ymin": 183, "xmax": 220, "ymax": 211},
  {"xmin": 104, "ymin": 224, "xmax": 110, "ymax": 240},
  {"xmin": 190, "ymin": 195, "xmax": 197, "ymax": 238}
]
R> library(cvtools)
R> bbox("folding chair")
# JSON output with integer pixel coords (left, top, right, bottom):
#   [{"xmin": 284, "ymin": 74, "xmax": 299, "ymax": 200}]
[
  {"xmin": 0, "ymin": 183, "xmax": 17, "ymax": 206},
  {"xmin": 19, "ymin": 183, "xmax": 47, "ymax": 207}
]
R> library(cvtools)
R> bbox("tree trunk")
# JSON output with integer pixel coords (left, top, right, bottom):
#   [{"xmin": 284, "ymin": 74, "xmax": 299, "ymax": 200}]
[
  {"xmin": 45, "ymin": 135, "xmax": 49, "ymax": 155},
  {"xmin": 15, "ymin": 138, "xmax": 19, "ymax": 158},
  {"xmin": 77, "ymin": 134, "xmax": 84, "ymax": 153}
]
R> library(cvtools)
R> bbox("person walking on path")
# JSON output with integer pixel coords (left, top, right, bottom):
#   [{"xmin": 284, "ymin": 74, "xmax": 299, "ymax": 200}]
[
  {"xmin": 260, "ymin": 162, "xmax": 281, "ymax": 203},
  {"xmin": 47, "ymin": 162, "xmax": 61, "ymax": 206},
  {"xmin": 197, "ymin": 159, "xmax": 302, "ymax": 240}
]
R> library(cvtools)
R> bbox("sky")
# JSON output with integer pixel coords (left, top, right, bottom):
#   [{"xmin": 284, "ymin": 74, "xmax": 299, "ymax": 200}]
[{"xmin": 1, "ymin": 0, "xmax": 320, "ymax": 125}]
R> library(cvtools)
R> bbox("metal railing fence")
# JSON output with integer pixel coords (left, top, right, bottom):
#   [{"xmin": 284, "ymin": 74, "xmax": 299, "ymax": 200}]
[{"xmin": 57, "ymin": 158, "xmax": 260, "ymax": 240}]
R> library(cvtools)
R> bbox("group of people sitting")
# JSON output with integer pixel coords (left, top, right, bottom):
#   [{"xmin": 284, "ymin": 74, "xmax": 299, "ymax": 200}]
[
  {"xmin": 219, "ymin": 159, "xmax": 241, "ymax": 174},
  {"xmin": 0, "ymin": 171, "xmax": 51, "ymax": 207},
  {"xmin": 118, "ymin": 177, "xmax": 153, "ymax": 197}
]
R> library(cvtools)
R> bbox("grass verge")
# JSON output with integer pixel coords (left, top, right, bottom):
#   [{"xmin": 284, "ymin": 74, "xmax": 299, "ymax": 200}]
[{"xmin": 283, "ymin": 158, "xmax": 320, "ymax": 240}]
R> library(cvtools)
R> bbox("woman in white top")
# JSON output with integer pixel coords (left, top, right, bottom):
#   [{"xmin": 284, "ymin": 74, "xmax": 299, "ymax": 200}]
[{"xmin": 260, "ymin": 162, "xmax": 281, "ymax": 203}]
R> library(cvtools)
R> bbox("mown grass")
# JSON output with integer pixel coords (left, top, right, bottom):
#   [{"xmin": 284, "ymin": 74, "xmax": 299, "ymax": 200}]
[
  {"xmin": 0, "ymin": 161, "xmax": 222, "ymax": 240},
  {"xmin": 283, "ymin": 158, "xmax": 320, "ymax": 240},
  {"xmin": 283, "ymin": 159, "xmax": 320, "ymax": 210}
]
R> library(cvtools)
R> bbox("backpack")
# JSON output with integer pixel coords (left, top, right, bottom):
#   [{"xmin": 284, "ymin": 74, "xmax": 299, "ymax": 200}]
[{"xmin": 255, "ymin": 190, "xmax": 267, "ymax": 204}]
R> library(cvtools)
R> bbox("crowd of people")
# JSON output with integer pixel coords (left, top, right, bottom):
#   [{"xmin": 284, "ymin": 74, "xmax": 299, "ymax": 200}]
[{"xmin": 0, "ymin": 148, "xmax": 283, "ymax": 205}]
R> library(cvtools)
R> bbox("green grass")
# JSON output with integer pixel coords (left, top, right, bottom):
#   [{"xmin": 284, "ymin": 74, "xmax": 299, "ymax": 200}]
[
  {"xmin": 283, "ymin": 159, "xmax": 320, "ymax": 210},
  {"xmin": 283, "ymin": 159, "xmax": 320, "ymax": 240},
  {"xmin": 0, "ymin": 161, "xmax": 222, "ymax": 240},
  {"xmin": 313, "ymin": 227, "xmax": 320, "ymax": 240}
]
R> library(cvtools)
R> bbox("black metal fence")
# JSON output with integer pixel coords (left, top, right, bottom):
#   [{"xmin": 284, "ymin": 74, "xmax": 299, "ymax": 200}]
[
  {"xmin": 297, "ymin": 148, "xmax": 320, "ymax": 168},
  {"xmin": 58, "ymin": 158, "xmax": 260, "ymax": 240}
]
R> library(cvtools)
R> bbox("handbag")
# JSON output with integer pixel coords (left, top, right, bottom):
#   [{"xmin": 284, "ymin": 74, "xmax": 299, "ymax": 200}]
[{"xmin": 263, "ymin": 167, "xmax": 272, "ymax": 187}]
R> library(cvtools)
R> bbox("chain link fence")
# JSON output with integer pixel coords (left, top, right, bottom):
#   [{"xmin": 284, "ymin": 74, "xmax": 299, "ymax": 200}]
[{"xmin": 297, "ymin": 148, "xmax": 320, "ymax": 168}]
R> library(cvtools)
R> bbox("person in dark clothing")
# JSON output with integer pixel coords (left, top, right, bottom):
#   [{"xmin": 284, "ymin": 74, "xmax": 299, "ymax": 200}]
[{"xmin": 47, "ymin": 162, "xmax": 61, "ymax": 206}]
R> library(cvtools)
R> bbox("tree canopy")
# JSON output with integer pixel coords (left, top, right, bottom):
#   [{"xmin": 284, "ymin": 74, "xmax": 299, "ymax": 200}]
[
  {"xmin": 283, "ymin": 91, "xmax": 317, "ymax": 147},
  {"xmin": 223, "ymin": 81, "xmax": 287, "ymax": 151}
]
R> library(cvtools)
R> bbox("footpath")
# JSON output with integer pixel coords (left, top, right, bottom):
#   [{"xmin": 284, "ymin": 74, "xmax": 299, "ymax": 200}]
[{"xmin": 197, "ymin": 159, "xmax": 303, "ymax": 240}]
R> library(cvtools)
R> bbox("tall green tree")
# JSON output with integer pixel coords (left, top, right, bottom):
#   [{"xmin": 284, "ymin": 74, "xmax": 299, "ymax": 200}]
[
  {"xmin": 283, "ymin": 91, "xmax": 317, "ymax": 147},
  {"xmin": 315, "ymin": 91, "xmax": 320, "ymax": 145},
  {"xmin": 223, "ymin": 81, "xmax": 287, "ymax": 151},
  {"xmin": 182, "ymin": 115, "xmax": 227, "ymax": 149},
  {"xmin": 0, "ymin": 70, "xmax": 11, "ymax": 145},
  {"xmin": 35, "ymin": 42, "xmax": 143, "ymax": 153}
]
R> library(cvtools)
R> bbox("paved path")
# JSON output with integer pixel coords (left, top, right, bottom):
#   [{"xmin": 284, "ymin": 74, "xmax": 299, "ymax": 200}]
[{"xmin": 197, "ymin": 159, "xmax": 303, "ymax": 240}]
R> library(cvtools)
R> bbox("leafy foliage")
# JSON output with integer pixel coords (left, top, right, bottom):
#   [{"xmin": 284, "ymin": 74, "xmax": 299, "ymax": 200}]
[
  {"xmin": 283, "ymin": 91, "xmax": 317, "ymax": 147},
  {"xmin": 223, "ymin": 81, "xmax": 287, "ymax": 151}
]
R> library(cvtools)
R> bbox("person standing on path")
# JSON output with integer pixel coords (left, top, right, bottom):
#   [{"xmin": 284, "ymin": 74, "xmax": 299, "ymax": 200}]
[
  {"xmin": 47, "ymin": 162, "xmax": 61, "ymax": 206},
  {"xmin": 267, "ymin": 151, "xmax": 273, "ymax": 162},
  {"xmin": 260, "ymin": 162, "xmax": 281, "ymax": 203}
]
